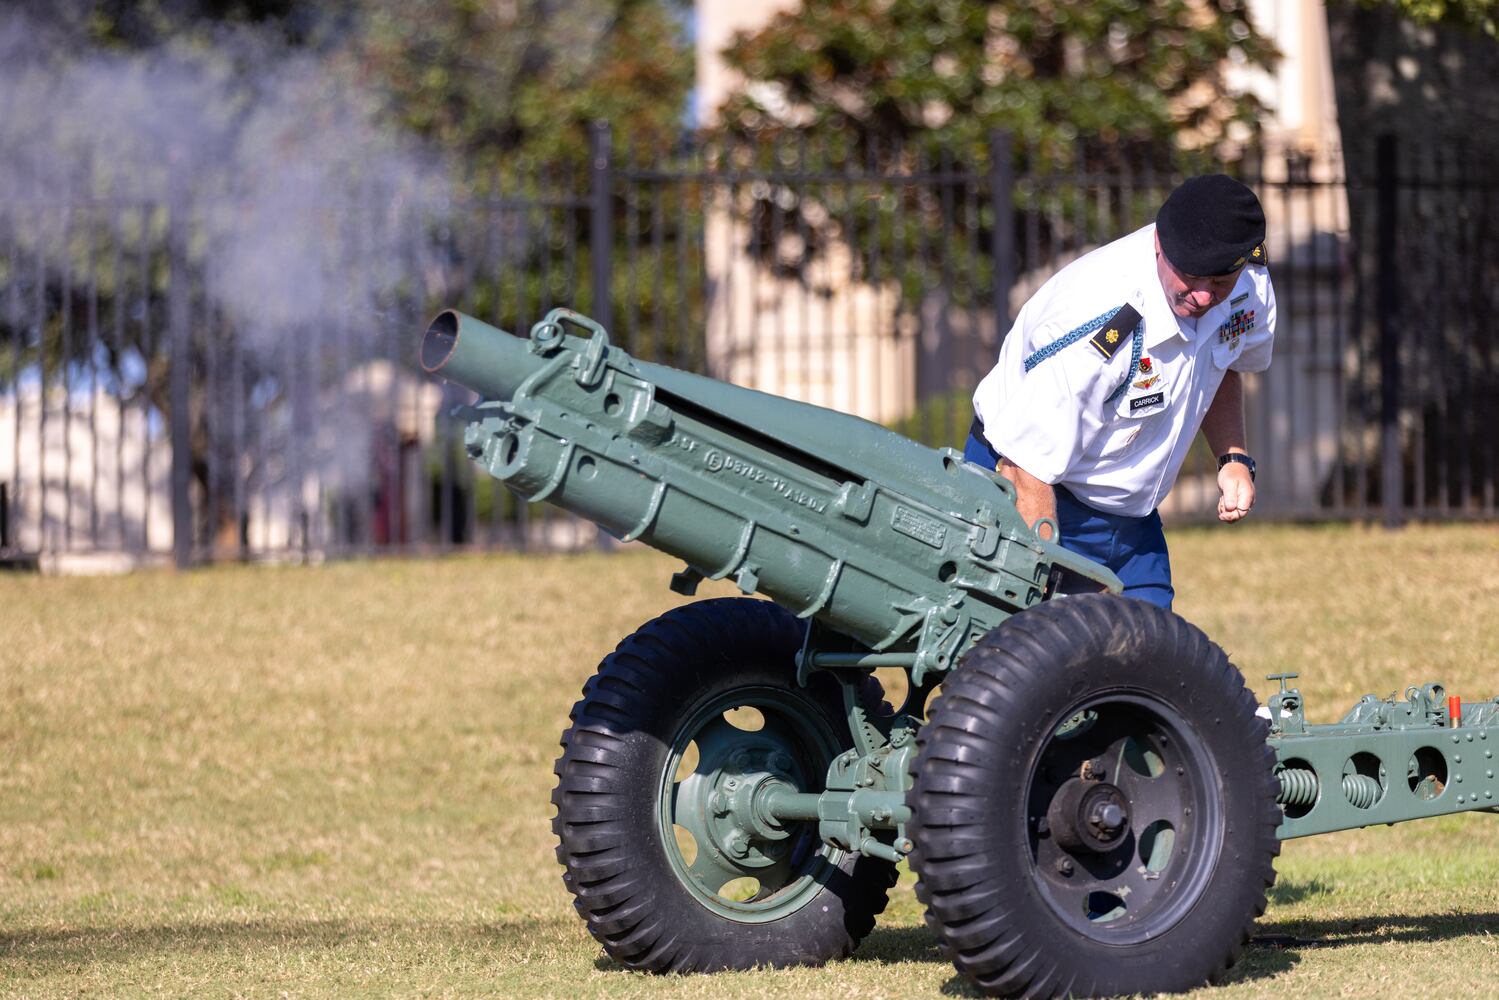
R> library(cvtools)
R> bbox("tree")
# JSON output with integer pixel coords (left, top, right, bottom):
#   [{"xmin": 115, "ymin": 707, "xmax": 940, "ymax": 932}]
[
  {"xmin": 714, "ymin": 0, "xmax": 1277, "ymax": 168},
  {"xmin": 17, "ymin": 0, "xmax": 694, "ymax": 172},
  {"xmin": 351, "ymin": 0, "xmax": 692, "ymax": 173}
]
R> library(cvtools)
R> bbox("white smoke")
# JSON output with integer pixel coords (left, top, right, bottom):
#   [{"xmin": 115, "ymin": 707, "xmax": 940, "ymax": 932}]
[
  {"xmin": 0, "ymin": 8, "xmax": 457, "ymax": 546},
  {"xmin": 0, "ymin": 12, "xmax": 448, "ymax": 348}
]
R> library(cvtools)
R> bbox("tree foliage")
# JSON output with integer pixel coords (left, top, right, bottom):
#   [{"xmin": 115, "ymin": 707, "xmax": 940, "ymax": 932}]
[
  {"xmin": 351, "ymin": 0, "xmax": 693, "ymax": 171},
  {"xmin": 714, "ymin": 0, "xmax": 1278, "ymax": 167},
  {"xmin": 1345, "ymin": 0, "xmax": 1498, "ymax": 37},
  {"xmin": 21, "ymin": 0, "xmax": 694, "ymax": 170}
]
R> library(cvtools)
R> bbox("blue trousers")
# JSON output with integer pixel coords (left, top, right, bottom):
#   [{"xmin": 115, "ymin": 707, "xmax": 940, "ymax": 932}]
[{"xmin": 963, "ymin": 420, "xmax": 1174, "ymax": 609}]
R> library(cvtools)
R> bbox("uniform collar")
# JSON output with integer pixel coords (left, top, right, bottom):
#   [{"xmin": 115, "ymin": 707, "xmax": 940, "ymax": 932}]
[
  {"xmin": 1195, "ymin": 271, "xmax": 1253, "ymax": 334},
  {"xmin": 1132, "ymin": 235, "xmax": 1189, "ymax": 350},
  {"xmin": 1135, "ymin": 238, "xmax": 1254, "ymax": 349}
]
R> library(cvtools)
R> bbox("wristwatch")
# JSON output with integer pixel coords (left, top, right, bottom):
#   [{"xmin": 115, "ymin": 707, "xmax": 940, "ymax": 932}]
[{"xmin": 1217, "ymin": 453, "xmax": 1256, "ymax": 481}]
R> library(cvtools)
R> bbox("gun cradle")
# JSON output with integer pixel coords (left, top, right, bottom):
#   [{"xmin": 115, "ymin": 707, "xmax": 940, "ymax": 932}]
[{"xmin": 427, "ymin": 307, "xmax": 1118, "ymax": 685}]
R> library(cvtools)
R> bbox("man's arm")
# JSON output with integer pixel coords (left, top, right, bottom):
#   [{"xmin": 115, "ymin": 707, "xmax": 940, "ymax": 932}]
[
  {"xmin": 1200, "ymin": 370, "xmax": 1255, "ymax": 522},
  {"xmin": 998, "ymin": 458, "xmax": 1059, "ymax": 540}
]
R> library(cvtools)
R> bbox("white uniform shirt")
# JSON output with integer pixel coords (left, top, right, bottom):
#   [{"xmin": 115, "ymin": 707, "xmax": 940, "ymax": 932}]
[{"xmin": 972, "ymin": 224, "xmax": 1276, "ymax": 517}]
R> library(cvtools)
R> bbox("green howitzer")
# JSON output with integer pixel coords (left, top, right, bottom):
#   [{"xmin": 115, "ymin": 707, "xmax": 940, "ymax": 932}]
[{"xmin": 422, "ymin": 307, "xmax": 1499, "ymax": 999}]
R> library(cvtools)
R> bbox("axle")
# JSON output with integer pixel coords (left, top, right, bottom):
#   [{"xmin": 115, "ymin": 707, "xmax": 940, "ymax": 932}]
[{"xmin": 738, "ymin": 672, "xmax": 1499, "ymax": 864}]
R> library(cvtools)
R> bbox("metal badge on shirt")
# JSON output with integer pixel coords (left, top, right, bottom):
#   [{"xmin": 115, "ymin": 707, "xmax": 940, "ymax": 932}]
[
  {"xmin": 1122, "ymin": 354, "xmax": 1167, "ymax": 414},
  {"xmin": 1131, "ymin": 355, "xmax": 1162, "ymax": 391}
]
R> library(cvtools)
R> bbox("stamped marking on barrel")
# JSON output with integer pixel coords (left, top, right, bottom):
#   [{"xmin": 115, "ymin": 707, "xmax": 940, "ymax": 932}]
[{"xmin": 701, "ymin": 445, "xmax": 829, "ymax": 513}]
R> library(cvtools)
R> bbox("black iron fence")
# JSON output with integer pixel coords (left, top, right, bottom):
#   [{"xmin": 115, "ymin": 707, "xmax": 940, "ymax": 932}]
[{"xmin": 1, "ymin": 128, "xmax": 1494, "ymax": 568}]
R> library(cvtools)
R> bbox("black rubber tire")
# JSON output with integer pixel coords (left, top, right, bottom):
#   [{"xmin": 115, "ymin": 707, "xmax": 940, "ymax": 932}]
[
  {"xmin": 552, "ymin": 597, "xmax": 897, "ymax": 972},
  {"xmin": 909, "ymin": 594, "xmax": 1281, "ymax": 998}
]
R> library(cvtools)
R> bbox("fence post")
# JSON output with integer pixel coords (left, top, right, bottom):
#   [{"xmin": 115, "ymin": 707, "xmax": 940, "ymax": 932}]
[
  {"xmin": 1376, "ymin": 134, "xmax": 1403, "ymax": 528},
  {"xmin": 168, "ymin": 196, "xmax": 194, "ymax": 568},
  {"xmin": 590, "ymin": 121, "xmax": 614, "ymax": 335},
  {"xmin": 989, "ymin": 130, "xmax": 1015, "ymax": 338}
]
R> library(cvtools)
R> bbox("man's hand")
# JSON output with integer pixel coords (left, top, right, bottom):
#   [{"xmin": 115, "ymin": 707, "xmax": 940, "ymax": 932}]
[
  {"xmin": 998, "ymin": 459, "xmax": 1059, "ymax": 540},
  {"xmin": 1217, "ymin": 462, "xmax": 1255, "ymax": 522}
]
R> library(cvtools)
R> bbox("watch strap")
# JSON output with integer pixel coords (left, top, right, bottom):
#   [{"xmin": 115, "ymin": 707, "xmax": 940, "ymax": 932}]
[{"xmin": 1218, "ymin": 453, "xmax": 1256, "ymax": 481}]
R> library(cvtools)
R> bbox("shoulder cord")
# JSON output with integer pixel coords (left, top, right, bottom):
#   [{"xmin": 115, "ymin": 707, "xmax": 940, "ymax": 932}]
[
  {"xmin": 1021, "ymin": 310, "xmax": 1144, "ymax": 407},
  {"xmin": 1103, "ymin": 329, "xmax": 1144, "ymax": 405}
]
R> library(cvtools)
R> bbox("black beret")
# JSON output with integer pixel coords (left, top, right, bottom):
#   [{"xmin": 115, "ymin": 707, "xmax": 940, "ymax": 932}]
[{"xmin": 1156, "ymin": 174, "xmax": 1266, "ymax": 277}]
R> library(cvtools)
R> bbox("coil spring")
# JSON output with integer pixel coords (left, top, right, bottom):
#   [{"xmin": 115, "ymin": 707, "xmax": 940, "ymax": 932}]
[
  {"xmin": 1276, "ymin": 768, "xmax": 1319, "ymax": 806},
  {"xmin": 1342, "ymin": 773, "xmax": 1383, "ymax": 809},
  {"xmin": 1277, "ymin": 768, "xmax": 1384, "ymax": 809}
]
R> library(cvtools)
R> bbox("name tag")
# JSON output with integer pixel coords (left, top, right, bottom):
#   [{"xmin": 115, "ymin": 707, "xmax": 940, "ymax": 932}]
[{"xmin": 1130, "ymin": 391, "xmax": 1164, "ymax": 412}]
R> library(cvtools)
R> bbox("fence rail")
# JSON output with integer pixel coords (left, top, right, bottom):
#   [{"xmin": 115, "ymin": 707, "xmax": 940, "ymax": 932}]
[{"xmin": 0, "ymin": 129, "xmax": 1494, "ymax": 569}]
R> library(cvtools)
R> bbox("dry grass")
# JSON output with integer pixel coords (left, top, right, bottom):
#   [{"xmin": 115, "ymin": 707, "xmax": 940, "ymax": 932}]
[{"xmin": 2, "ymin": 522, "xmax": 1499, "ymax": 998}]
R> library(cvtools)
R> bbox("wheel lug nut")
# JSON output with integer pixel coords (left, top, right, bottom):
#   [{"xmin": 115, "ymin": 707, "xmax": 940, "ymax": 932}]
[{"xmin": 1055, "ymin": 857, "xmax": 1074, "ymax": 876}]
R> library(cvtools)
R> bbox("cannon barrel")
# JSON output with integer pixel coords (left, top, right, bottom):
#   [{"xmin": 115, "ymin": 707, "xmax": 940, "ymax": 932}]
[{"xmin": 422, "ymin": 307, "xmax": 1119, "ymax": 680}]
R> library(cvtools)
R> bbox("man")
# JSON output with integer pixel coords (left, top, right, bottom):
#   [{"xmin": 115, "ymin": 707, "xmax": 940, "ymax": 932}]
[{"xmin": 964, "ymin": 174, "xmax": 1274, "ymax": 609}]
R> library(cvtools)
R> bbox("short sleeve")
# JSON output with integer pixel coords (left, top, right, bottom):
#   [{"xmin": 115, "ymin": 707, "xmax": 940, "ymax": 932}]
[
  {"xmin": 978, "ymin": 329, "xmax": 1128, "ymax": 485},
  {"xmin": 1231, "ymin": 274, "xmax": 1276, "ymax": 374}
]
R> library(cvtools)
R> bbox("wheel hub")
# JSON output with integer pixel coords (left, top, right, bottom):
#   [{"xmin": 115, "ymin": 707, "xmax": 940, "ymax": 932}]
[
  {"xmin": 714, "ymin": 763, "xmax": 800, "ymax": 847},
  {"xmin": 1048, "ymin": 777, "xmax": 1131, "ymax": 853},
  {"xmin": 657, "ymin": 682, "xmax": 852, "ymax": 923}
]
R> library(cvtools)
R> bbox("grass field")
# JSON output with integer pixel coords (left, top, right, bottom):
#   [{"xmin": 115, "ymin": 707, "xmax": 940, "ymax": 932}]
[{"xmin": 3, "ymin": 522, "xmax": 1499, "ymax": 998}]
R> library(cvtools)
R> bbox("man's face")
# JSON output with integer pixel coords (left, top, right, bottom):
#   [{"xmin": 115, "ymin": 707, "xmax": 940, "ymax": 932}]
[{"xmin": 1154, "ymin": 232, "xmax": 1243, "ymax": 319}]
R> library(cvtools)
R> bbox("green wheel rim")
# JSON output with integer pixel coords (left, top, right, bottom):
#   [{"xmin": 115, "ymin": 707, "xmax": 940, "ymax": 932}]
[{"xmin": 657, "ymin": 684, "xmax": 845, "ymax": 923}]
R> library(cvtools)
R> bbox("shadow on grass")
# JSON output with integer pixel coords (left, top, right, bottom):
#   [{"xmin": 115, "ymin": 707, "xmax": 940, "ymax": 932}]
[
  {"xmin": 1250, "ymin": 910, "xmax": 1499, "ymax": 951},
  {"xmin": 0, "ymin": 916, "xmax": 571, "ymax": 969},
  {"xmin": 859, "ymin": 906, "xmax": 1499, "ymax": 993},
  {"xmin": 574, "ymin": 904, "xmax": 1499, "ymax": 994},
  {"xmin": 1267, "ymin": 876, "xmax": 1336, "ymax": 906},
  {"xmin": 854, "ymin": 927, "xmax": 1291, "ymax": 997}
]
